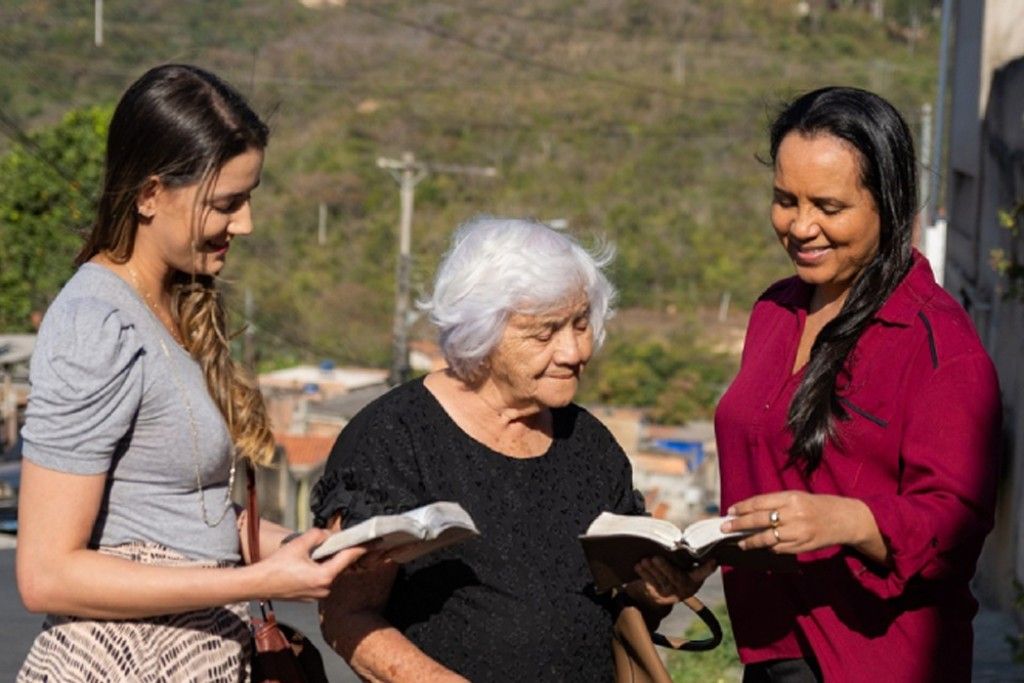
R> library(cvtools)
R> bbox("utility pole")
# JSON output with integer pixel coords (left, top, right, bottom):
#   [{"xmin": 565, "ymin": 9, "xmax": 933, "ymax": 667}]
[
  {"xmin": 377, "ymin": 152, "xmax": 497, "ymax": 385},
  {"xmin": 317, "ymin": 202, "xmax": 328, "ymax": 246},
  {"xmin": 94, "ymin": 0, "xmax": 103, "ymax": 47},
  {"xmin": 1, "ymin": 372, "xmax": 16, "ymax": 449},
  {"xmin": 926, "ymin": 0, "xmax": 954, "ymax": 229},
  {"xmin": 243, "ymin": 287, "xmax": 256, "ymax": 369},
  {"xmin": 918, "ymin": 102, "xmax": 932, "ymax": 227},
  {"xmin": 870, "ymin": 0, "xmax": 884, "ymax": 22},
  {"xmin": 671, "ymin": 43, "xmax": 686, "ymax": 85}
]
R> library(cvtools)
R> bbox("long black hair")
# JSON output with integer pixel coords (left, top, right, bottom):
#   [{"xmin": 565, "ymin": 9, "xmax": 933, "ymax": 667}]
[{"xmin": 770, "ymin": 86, "xmax": 917, "ymax": 476}]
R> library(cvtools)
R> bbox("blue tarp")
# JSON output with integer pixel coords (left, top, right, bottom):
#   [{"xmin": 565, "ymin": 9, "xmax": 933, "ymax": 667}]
[{"xmin": 653, "ymin": 439, "xmax": 704, "ymax": 470}]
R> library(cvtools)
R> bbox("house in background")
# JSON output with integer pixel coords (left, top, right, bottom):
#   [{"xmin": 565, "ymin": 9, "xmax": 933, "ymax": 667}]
[
  {"xmin": 588, "ymin": 405, "xmax": 719, "ymax": 526},
  {"xmin": 944, "ymin": 0, "xmax": 1024, "ymax": 618},
  {"xmin": 0, "ymin": 334, "xmax": 34, "ymax": 451},
  {"xmin": 255, "ymin": 362, "xmax": 389, "ymax": 529}
]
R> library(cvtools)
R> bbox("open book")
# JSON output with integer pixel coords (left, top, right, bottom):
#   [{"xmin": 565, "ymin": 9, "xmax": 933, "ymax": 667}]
[
  {"xmin": 311, "ymin": 501, "xmax": 479, "ymax": 564},
  {"xmin": 580, "ymin": 512, "xmax": 763, "ymax": 592}
]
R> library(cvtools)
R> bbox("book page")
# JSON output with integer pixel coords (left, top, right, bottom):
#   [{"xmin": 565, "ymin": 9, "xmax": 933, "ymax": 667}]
[
  {"xmin": 310, "ymin": 515, "xmax": 425, "ymax": 561},
  {"xmin": 310, "ymin": 501, "xmax": 478, "ymax": 561},
  {"xmin": 582, "ymin": 512, "xmax": 683, "ymax": 549},
  {"xmin": 680, "ymin": 515, "xmax": 757, "ymax": 555},
  {"xmin": 402, "ymin": 501, "xmax": 478, "ymax": 538}
]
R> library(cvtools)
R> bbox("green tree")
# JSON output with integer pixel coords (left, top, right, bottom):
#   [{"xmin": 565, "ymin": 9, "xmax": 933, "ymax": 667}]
[
  {"xmin": 579, "ymin": 331, "xmax": 737, "ymax": 425},
  {"xmin": 0, "ymin": 105, "xmax": 109, "ymax": 330}
]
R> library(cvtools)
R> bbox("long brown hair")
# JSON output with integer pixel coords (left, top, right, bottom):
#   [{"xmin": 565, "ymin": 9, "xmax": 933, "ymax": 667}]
[{"xmin": 78, "ymin": 64, "xmax": 275, "ymax": 465}]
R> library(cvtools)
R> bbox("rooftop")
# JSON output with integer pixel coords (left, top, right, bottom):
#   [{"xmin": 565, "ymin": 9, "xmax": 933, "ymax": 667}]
[
  {"xmin": 260, "ymin": 364, "xmax": 387, "ymax": 396},
  {"xmin": 274, "ymin": 432, "xmax": 337, "ymax": 469}
]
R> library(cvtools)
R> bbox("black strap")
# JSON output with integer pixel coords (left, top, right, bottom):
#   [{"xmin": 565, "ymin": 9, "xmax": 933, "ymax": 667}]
[
  {"xmin": 620, "ymin": 593, "xmax": 723, "ymax": 652},
  {"xmin": 657, "ymin": 596, "xmax": 723, "ymax": 652}
]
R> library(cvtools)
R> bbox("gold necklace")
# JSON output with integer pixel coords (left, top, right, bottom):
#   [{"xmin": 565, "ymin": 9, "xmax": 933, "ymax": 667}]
[
  {"xmin": 157, "ymin": 331, "xmax": 238, "ymax": 527},
  {"xmin": 125, "ymin": 265, "xmax": 185, "ymax": 346},
  {"xmin": 125, "ymin": 263, "xmax": 236, "ymax": 527}
]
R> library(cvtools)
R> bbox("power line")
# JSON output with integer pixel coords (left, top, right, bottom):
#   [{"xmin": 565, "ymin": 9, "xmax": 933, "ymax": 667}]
[
  {"xmin": 343, "ymin": 1, "xmax": 750, "ymax": 109},
  {"xmin": 227, "ymin": 255, "xmax": 387, "ymax": 357},
  {"xmin": 429, "ymin": 0, "xmax": 692, "ymax": 44},
  {"xmin": 0, "ymin": 105, "xmax": 86, "ymax": 191},
  {"xmin": 376, "ymin": 151, "xmax": 497, "ymax": 384}
]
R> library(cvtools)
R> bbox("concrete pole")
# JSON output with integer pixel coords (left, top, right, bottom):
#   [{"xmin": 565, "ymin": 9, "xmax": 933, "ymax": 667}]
[
  {"xmin": 243, "ymin": 287, "xmax": 256, "ymax": 369},
  {"xmin": 672, "ymin": 43, "xmax": 686, "ymax": 85},
  {"xmin": 94, "ymin": 0, "xmax": 103, "ymax": 47},
  {"xmin": 391, "ymin": 152, "xmax": 417, "ymax": 386},
  {"xmin": 926, "ymin": 0, "xmax": 954, "ymax": 228},
  {"xmin": 919, "ymin": 102, "xmax": 933, "ymax": 225},
  {"xmin": 377, "ymin": 153, "xmax": 496, "ymax": 386},
  {"xmin": 318, "ymin": 201, "xmax": 327, "ymax": 246},
  {"xmin": 2, "ymin": 373, "xmax": 16, "ymax": 449}
]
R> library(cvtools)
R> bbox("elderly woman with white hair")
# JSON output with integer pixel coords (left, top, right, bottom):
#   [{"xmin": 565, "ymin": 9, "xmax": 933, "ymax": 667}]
[{"xmin": 313, "ymin": 217, "xmax": 713, "ymax": 682}]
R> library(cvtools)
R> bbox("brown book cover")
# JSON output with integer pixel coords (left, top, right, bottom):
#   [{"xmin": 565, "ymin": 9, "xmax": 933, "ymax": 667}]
[{"xmin": 580, "ymin": 514, "xmax": 798, "ymax": 592}]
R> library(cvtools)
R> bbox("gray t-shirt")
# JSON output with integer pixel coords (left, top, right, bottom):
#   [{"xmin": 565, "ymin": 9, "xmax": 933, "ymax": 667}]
[{"xmin": 22, "ymin": 263, "xmax": 240, "ymax": 562}]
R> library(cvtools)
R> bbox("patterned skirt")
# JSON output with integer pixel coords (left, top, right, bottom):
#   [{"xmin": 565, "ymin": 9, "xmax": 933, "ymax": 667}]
[{"xmin": 17, "ymin": 541, "xmax": 251, "ymax": 683}]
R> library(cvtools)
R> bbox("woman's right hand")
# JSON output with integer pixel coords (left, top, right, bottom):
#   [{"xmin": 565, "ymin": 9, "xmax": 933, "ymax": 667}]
[
  {"xmin": 254, "ymin": 528, "xmax": 374, "ymax": 602},
  {"xmin": 631, "ymin": 557, "xmax": 716, "ymax": 607}
]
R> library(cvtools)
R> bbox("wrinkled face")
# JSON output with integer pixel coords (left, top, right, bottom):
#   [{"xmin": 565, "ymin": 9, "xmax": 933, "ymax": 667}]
[
  {"xmin": 140, "ymin": 147, "xmax": 264, "ymax": 276},
  {"xmin": 486, "ymin": 292, "xmax": 594, "ymax": 411},
  {"xmin": 771, "ymin": 132, "xmax": 881, "ymax": 304}
]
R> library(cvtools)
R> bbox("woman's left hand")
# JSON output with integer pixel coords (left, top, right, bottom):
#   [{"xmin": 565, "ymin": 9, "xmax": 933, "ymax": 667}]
[
  {"xmin": 631, "ymin": 557, "xmax": 716, "ymax": 607},
  {"xmin": 723, "ymin": 491, "xmax": 885, "ymax": 560}
]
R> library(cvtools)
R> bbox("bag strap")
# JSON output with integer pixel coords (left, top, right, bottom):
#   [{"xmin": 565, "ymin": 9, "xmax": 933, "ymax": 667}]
[
  {"xmin": 618, "ymin": 593, "xmax": 723, "ymax": 653},
  {"xmin": 245, "ymin": 461, "xmax": 276, "ymax": 620},
  {"xmin": 245, "ymin": 461, "xmax": 262, "ymax": 563},
  {"xmin": 655, "ymin": 595, "xmax": 723, "ymax": 652}
]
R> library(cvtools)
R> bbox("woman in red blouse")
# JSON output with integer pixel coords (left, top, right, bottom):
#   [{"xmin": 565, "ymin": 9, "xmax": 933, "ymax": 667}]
[{"xmin": 716, "ymin": 86, "xmax": 1001, "ymax": 682}]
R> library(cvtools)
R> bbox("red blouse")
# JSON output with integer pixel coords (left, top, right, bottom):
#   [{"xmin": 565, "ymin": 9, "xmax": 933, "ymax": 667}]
[{"xmin": 716, "ymin": 252, "xmax": 1001, "ymax": 682}]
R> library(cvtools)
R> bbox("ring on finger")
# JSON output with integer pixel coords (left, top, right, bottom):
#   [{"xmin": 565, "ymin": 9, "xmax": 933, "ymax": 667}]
[
  {"xmin": 772, "ymin": 527, "xmax": 781, "ymax": 543},
  {"xmin": 769, "ymin": 509, "xmax": 781, "ymax": 528}
]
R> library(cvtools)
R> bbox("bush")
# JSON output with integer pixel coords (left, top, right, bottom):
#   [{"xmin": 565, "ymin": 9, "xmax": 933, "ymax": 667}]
[{"xmin": 578, "ymin": 329, "xmax": 738, "ymax": 424}]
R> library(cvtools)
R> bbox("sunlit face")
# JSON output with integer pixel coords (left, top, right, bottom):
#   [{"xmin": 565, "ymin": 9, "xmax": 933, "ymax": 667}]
[
  {"xmin": 771, "ymin": 132, "xmax": 881, "ymax": 304},
  {"xmin": 141, "ymin": 147, "xmax": 264, "ymax": 277},
  {"xmin": 485, "ymin": 293, "xmax": 594, "ymax": 411}
]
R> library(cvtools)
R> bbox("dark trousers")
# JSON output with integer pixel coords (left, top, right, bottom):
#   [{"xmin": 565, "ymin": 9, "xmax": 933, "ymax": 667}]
[{"xmin": 743, "ymin": 658, "xmax": 824, "ymax": 683}]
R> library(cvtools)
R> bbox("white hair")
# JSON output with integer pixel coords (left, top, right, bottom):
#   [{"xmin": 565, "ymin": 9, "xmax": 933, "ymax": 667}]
[{"xmin": 419, "ymin": 216, "xmax": 617, "ymax": 381}]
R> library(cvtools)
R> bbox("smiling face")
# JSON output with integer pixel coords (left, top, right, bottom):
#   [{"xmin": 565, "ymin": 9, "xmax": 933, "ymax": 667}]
[
  {"xmin": 139, "ymin": 147, "xmax": 264, "ymax": 277},
  {"xmin": 771, "ymin": 132, "xmax": 881, "ymax": 306},
  {"xmin": 485, "ymin": 293, "xmax": 594, "ymax": 411}
]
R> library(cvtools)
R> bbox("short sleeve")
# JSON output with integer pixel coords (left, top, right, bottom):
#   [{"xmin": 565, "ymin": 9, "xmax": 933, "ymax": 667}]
[
  {"xmin": 20, "ymin": 296, "xmax": 145, "ymax": 475},
  {"xmin": 310, "ymin": 396, "xmax": 427, "ymax": 528}
]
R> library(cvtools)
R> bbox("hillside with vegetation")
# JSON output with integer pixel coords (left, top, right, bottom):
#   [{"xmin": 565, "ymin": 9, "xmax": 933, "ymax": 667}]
[{"xmin": 0, "ymin": 0, "xmax": 942, "ymax": 422}]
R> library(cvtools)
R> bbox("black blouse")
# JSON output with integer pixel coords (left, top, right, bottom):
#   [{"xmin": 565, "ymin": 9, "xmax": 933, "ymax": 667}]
[{"xmin": 311, "ymin": 378, "xmax": 644, "ymax": 682}]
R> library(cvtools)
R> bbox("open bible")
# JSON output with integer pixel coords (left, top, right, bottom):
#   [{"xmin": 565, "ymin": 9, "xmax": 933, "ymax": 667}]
[
  {"xmin": 311, "ymin": 501, "xmax": 479, "ymax": 564},
  {"xmin": 580, "ymin": 512, "xmax": 763, "ymax": 592}
]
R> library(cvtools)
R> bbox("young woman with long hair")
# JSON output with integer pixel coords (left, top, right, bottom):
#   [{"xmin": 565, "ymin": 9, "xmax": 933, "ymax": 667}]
[{"xmin": 16, "ymin": 64, "xmax": 366, "ymax": 682}]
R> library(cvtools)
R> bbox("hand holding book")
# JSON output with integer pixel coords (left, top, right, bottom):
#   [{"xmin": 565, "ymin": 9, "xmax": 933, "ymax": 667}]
[
  {"xmin": 579, "ymin": 512, "xmax": 789, "ymax": 592},
  {"xmin": 310, "ymin": 501, "xmax": 479, "ymax": 564},
  {"xmin": 630, "ymin": 555, "xmax": 718, "ymax": 607}
]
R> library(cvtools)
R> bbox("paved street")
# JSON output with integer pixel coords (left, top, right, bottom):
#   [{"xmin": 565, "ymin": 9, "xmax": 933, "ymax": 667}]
[{"xmin": 2, "ymin": 540, "xmax": 1023, "ymax": 681}]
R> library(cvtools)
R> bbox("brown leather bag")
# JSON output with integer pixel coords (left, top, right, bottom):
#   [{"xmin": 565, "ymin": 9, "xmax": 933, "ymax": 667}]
[
  {"xmin": 246, "ymin": 463, "xmax": 329, "ymax": 683},
  {"xmin": 612, "ymin": 594, "xmax": 723, "ymax": 683}
]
